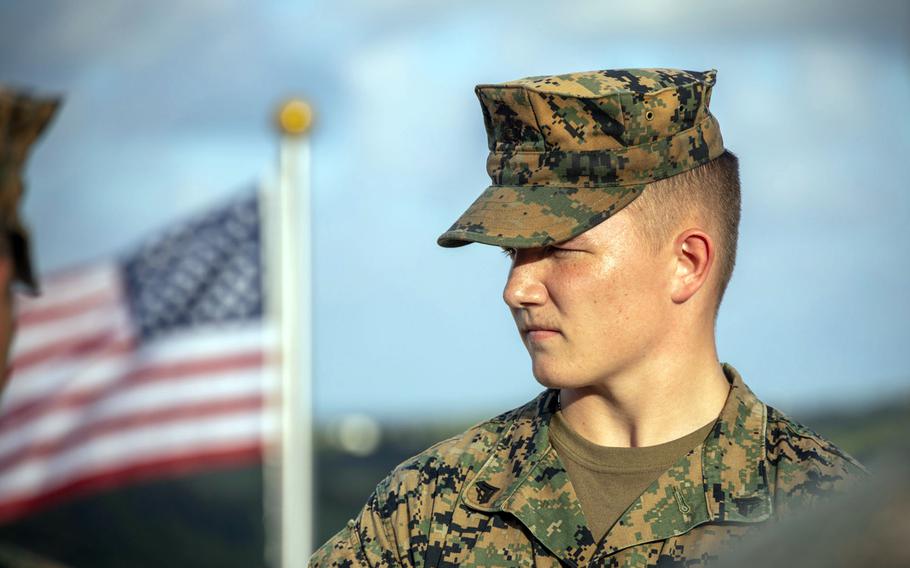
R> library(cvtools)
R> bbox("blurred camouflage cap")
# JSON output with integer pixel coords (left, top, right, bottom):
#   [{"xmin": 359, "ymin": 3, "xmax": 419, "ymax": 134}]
[
  {"xmin": 0, "ymin": 87, "xmax": 61, "ymax": 294},
  {"xmin": 437, "ymin": 68, "xmax": 725, "ymax": 248}
]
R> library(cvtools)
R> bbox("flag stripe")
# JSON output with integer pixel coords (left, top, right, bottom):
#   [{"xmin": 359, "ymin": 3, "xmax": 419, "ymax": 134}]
[
  {"xmin": 1, "ymin": 351, "xmax": 264, "ymax": 429},
  {"xmin": 0, "ymin": 443, "xmax": 262, "ymax": 522},
  {"xmin": 16, "ymin": 290, "xmax": 120, "ymax": 327},
  {"xmin": 3, "ymin": 347, "xmax": 135, "ymax": 408},
  {"xmin": 10, "ymin": 332, "xmax": 134, "ymax": 375},
  {"xmin": 0, "ymin": 368, "xmax": 267, "ymax": 458},
  {"xmin": 11, "ymin": 298, "xmax": 128, "ymax": 356},
  {"xmin": 0, "ymin": 412, "xmax": 267, "ymax": 498},
  {"xmin": 5, "ymin": 325, "xmax": 265, "ymax": 407},
  {"xmin": 0, "ymin": 395, "xmax": 264, "ymax": 474},
  {"xmin": 15, "ymin": 263, "xmax": 121, "ymax": 315},
  {"xmin": 0, "ymin": 193, "xmax": 271, "ymax": 521}
]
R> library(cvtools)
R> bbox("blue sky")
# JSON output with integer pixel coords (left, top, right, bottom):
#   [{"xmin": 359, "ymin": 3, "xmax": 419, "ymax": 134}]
[{"xmin": 2, "ymin": 0, "xmax": 908, "ymax": 422}]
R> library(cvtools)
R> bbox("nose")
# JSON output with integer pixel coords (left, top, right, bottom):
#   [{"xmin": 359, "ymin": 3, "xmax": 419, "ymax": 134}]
[{"xmin": 502, "ymin": 252, "xmax": 548, "ymax": 309}]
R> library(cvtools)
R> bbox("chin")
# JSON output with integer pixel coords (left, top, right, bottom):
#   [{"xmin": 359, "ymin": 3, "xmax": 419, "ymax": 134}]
[
  {"xmin": 531, "ymin": 356, "xmax": 614, "ymax": 391},
  {"xmin": 530, "ymin": 363, "xmax": 585, "ymax": 390}
]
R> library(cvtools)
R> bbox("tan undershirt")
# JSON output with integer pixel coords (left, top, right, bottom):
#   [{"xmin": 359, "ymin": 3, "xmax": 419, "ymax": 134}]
[{"xmin": 548, "ymin": 410, "xmax": 717, "ymax": 543}]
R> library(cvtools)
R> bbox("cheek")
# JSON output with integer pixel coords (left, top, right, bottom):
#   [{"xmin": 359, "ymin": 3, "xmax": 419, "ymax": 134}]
[
  {"xmin": 576, "ymin": 259, "xmax": 663, "ymax": 334},
  {"xmin": 554, "ymin": 265, "xmax": 628, "ymax": 331}
]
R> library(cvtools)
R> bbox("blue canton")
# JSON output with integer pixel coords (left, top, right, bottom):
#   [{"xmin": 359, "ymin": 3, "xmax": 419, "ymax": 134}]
[{"xmin": 123, "ymin": 191, "xmax": 263, "ymax": 341}]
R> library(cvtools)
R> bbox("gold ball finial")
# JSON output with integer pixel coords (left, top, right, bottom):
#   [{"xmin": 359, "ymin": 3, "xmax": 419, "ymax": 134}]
[{"xmin": 276, "ymin": 98, "xmax": 313, "ymax": 136}]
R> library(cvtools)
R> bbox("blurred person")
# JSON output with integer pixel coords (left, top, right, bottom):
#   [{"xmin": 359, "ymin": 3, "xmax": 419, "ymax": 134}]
[
  {"xmin": 0, "ymin": 86, "xmax": 67, "ymax": 568},
  {"xmin": 310, "ymin": 68, "xmax": 866, "ymax": 567},
  {"xmin": 716, "ymin": 437, "xmax": 909, "ymax": 568},
  {"xmin": 0, "ymin": 87, "xmax": 58, "ymax": 376}
]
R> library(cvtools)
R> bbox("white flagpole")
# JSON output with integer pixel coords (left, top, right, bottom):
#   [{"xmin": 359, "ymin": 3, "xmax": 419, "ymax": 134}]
[{"xmin": 266, "ymin": 99, "xmax": 315, "ymax": 568}]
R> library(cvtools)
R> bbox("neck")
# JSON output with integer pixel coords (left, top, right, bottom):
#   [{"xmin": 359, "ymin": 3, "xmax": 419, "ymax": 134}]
[{"xmin": 558, "ymin": 342, "xmax": 730, "ymax": 448}]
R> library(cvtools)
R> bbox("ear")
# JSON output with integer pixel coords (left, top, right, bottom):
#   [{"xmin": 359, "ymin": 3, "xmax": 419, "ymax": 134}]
[{"xmin": 670, "ymin": 228, "xmax": 714, "ymax": 304}]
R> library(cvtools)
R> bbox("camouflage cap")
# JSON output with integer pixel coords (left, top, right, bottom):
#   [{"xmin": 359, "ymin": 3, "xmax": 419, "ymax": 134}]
[
  {"xmin": 437, "ymin": 68, "xmax": 725, "ymax": 248},
  {"xmin": 0, "ymin": 87, "xmax": 61, "ymax": 294}
]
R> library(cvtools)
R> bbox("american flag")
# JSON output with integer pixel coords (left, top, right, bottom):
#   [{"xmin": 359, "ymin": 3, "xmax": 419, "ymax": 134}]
[{"xmin": 0, "ymin": 191, "xmax": 273, "ymax": 521}]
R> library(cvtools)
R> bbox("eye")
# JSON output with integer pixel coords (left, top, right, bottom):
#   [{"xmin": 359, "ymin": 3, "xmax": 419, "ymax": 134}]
[
  {"xmin": 548, "ymin": 245, "xmax": 576, "ymax": 257},
  {"xmin": 500, "ymin": 247, "xmax": 516, "ymax": 259}
]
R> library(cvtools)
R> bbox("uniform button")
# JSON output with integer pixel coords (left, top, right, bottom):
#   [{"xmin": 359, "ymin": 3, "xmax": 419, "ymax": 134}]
[{"xmin": 346, "ymin": 519, "xmax": 355, "ymax": 528}]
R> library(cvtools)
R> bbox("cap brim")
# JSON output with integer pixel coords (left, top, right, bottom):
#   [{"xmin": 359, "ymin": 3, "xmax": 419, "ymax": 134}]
[{"xmin": 437, "ymin": 183, "xmax": 646, "ymax": 248}]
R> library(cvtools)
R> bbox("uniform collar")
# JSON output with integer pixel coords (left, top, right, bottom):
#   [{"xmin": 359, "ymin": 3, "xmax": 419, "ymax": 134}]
[{"xmin": 461, "ymin": 363, "xmax": 772, "ymax": 566}]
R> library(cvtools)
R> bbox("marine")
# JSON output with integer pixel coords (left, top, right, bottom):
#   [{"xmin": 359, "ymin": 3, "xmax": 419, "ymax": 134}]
[{"xmin": 310, "ymin": 68, "xmax": 866, "ymax": 567}]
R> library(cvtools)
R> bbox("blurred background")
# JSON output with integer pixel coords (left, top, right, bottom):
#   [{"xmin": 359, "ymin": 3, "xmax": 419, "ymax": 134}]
[{"xmin": 1, "ymin": 0, "xmax": 908, "ymax": 566}]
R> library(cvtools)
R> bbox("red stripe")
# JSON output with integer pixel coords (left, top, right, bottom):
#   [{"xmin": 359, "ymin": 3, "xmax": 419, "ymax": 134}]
[
  {"xmin": 0, "ymin": 443, "xmax": 262, "ymax": 523},
  {"xmin": 0, "ymin": 350, "xmax": 264, "ymax": 431},
  {"xmin": 9, "ymin": 332, "xmax": 135, "ymax": 374},
  {"xmin": 15, "ymin": 264, "xmax": 116, "ymax": 314},
  {"xmin": 0, "ymin": 395, "xmax": 264, "ymax": 474},
  {"xmin": 16, "ymin": 290, "xmax": 119, "ymax": 327}
]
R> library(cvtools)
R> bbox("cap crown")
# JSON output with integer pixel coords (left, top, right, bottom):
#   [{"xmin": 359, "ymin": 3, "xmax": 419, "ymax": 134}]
[
  {"xmin": 476, "ymin": 68, "xmax": 716, "ymax": 153},
  {"xmin": 437, "ymin": 68, "xmax": 725, "ymax": 249}
]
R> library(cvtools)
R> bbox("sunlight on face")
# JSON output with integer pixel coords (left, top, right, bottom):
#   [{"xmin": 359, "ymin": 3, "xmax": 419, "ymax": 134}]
[{"xmin": 501, "ymin": 209, "xmax": 674, "ymax": 388}]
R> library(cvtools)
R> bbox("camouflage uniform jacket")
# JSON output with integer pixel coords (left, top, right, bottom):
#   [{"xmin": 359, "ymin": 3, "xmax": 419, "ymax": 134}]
[{"xmin": 310, "ymin": 364, "xmax": 866, "ymax": 567}]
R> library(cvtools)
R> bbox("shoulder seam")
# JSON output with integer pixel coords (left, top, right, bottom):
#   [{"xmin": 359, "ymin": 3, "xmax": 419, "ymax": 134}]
[{"xmin": 766, "ymin": 406, "xmax": 868, "ymax": 474}]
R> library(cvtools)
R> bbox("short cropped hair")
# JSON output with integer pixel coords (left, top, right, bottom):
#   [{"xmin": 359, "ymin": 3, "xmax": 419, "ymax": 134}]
[{"xmin": 625, "ymin": 150, "xmax": 742, "ymax": 316}]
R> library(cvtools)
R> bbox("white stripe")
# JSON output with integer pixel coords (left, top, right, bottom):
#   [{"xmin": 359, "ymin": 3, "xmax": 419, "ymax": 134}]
[
  {"xmin": 15, "ymin": 285, "xmax": 122, "ymax": 331},
  {"xmin": 0, "ymin": 369, "xmax": 267, "ymax": 461},
  {"xmin": 11, "ymin": 303, "xmax": 131, "ymax": 356},
  {"xmin": 1, "ymin": 353, "xmax": 134, "ymax": 411},
  {"xmin": 15, "ymin": 263, "xmax": 121, "ymax": 316},
  {"xmin": 132, "ymin": 323, "xmax": 268, "ymax": 362},
  {"xmin": 0, "ymin": 412, "xmax": 267, "ymax": 499},
  {"xmin": 3, "ymin": 324, "xmax": 266, "ymax": 410}
]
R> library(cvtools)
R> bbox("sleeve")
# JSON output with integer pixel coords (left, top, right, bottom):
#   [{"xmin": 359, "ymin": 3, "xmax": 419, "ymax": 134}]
[
  {"xmin": 769, "ymin": 429, "xmax": 870, "ymax": 517},
  {"xmin": 309, "ymin": 437, "xmax": 469, "ymax": 567},
  {"xmin": 307, "ymin": 517, "xmax": 369, "ymax": 567},
  {"xmin": 308, "ymin": 478, "xmax": 413, "ymax": 568}
]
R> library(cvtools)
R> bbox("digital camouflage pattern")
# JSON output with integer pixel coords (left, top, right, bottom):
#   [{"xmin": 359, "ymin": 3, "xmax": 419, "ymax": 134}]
[
  {"xmin": 0, "ymin": 87, "xmax": 61, "ymax": 294},
  {"xmin": 717, "ymin": 440, "xmax": 906, "ymax": 568},
  {"xmin": 437, "ymin": 68, "xmax": 724, "ymax": 249},
  {"xmin": 309, "ymin": 364, "xmax": 866, "ymax": 567}
]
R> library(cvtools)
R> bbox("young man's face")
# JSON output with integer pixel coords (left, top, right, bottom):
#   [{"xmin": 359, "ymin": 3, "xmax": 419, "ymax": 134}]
[{"xmin": 502, "ymin": 208, "xmax": 672, "ymax": 389}]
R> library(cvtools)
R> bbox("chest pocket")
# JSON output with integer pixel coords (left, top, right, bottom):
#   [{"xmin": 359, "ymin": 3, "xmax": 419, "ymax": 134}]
[{"xmin": 653, "ymin": 524, "xmax": 761, "ymax": 566}]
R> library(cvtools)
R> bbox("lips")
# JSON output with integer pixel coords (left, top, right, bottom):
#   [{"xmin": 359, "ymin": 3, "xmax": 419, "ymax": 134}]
[
  {"xmin": 522, "ymin": 323, "xmax": 561, "ymax": 342},
  {"xmin": 523, "ymin": 324, "xmax": 559, "ymax": 333},
  {"xmin": 526, "ymin": 329, "xmax": 560, "ymax": 342}
]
